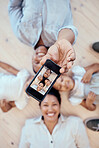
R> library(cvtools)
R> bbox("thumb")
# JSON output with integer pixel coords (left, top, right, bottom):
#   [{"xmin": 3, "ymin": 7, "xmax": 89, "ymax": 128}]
[{"xmin": 40, "ymin": 54, "xmax": 51, "ymax": 65}]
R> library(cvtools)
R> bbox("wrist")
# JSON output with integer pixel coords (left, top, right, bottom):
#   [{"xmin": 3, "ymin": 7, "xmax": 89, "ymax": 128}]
[{"xmin": 57, "ymin": 28, "xmax": 75, "ymax": 44}]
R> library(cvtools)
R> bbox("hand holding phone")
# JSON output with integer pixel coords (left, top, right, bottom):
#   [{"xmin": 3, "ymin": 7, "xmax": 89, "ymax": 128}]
[{"xmin": 26, "ymin": 59, "xmax": 61, "ymax": 102}]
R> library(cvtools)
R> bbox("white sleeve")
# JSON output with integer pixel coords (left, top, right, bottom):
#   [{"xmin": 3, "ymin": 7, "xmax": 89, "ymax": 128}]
[
  {"xmin": 8, "ymin": 0, "xmax": 33, "ymax": 46},
  {"xmin": 69, "ymin": 96, "xmax": 83, "ymax": 105},
  {"xmin": 72, "ymin": 66, "xmax": 86, "ymax": 76},
  {"xmin": 15, "ymin": 69, "xmax": 30, "ymax": 109},
  {"xmin": 57, "ymin": 0, "xmax": 78, "ymax": 44},
  {"xmin": 8, "ymin": 0, "xmax": 23, "ymax": 35},
  {"xmin": 15, "ymin": 94, "xmax": 28, "ymax": 110},
  {"xmin": 75, "ymin": 118, "xmax": 91, "ymax": 148}
]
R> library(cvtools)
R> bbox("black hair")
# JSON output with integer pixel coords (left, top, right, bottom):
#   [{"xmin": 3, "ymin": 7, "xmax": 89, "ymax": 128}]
[{"xmin": 39, "ymin": 87, "xmax": 61, "ymax": 106}]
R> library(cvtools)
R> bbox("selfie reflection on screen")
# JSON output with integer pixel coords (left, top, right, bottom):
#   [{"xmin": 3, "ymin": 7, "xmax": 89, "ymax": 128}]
[{"xmin": 30, "ymin": 66, "xmax": 57, "ymax": 95}]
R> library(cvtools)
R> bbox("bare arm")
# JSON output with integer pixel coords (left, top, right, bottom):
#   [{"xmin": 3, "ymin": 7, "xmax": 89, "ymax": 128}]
[
  {"xmin": 82, "ymin": 63, "xmax": 99, "ymax": 83},
  {"xmin": 57, "ymin": 28, "xmax": 75, "ymax": 44},
  {"xmin": 55, "ymin": 28, "xmax": 76, "ymax": 72},
  {"xmin": 0, "ymin": 61, "xmax": 19, "ymax": 75},
  {"xmin": 84, "ymin": 63, "xmax": 99, "ymax": 73}
]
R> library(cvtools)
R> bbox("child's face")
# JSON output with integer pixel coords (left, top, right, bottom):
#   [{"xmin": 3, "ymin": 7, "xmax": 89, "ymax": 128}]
[
  {"xmin": 54, "ymin": 74, "xmax": 74, "ymax": 91},
  {"xmin": 38, "ymin": 75, "xmax": 43, "ymax": 81}
]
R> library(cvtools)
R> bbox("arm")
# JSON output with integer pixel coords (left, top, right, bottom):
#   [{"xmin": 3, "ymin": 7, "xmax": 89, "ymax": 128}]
[
  {"xmin": 84, "ymin": 63, "xmax": 99, "ymax": 73},
  {"xmin": 8, "ymin": 0, "xmax": 23, "ymax": 32},
  {"xmin": 40, "ymin": 0, "xmax": 77, "ymax": 73},
  {"xmin": 0, "ymin": 61, "xmax": 19, "ymax": 75},
  {"xmin": 8, "ymin": 0, "xmax": 34, "ymax": 46},
  {"xmin": 55, "ymin": 29, "xmax": 76, "ymax": 72},
  {"xmin": 82, "ymin": 63, "xmax": 99, "ymax": 83},
  {"xmin": 57, "ymin": 28, "xmax": 75, "ymax": 45}
]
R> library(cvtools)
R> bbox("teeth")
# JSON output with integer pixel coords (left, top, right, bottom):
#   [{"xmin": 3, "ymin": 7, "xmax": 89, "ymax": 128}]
[
  {"xmin": 38, "ymin": 53, "xmax": 45, "ymax": 56},
  {"xmin": 47, "ymin": 113, "xmax": 54, "ymax": 116}
]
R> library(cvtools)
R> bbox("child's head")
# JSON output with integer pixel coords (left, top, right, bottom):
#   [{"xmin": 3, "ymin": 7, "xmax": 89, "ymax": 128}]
[
  {"xmin": 54, "ymin": 74, "xmax": 74, "ymax": 91},
  {"xmin": 38, "ymin": 75, "xmax": 43, "ymax": 81}
]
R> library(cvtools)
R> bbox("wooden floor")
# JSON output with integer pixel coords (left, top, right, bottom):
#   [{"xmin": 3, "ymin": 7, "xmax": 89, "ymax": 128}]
[{"xmin": 0, "ymin": 0, "xmax": 99, "ymax": 147}]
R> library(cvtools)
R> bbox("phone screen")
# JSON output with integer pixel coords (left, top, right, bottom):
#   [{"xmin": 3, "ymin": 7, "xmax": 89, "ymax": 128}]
[
  {"xmin": 26, "ymin": 59, "xmax": 61, "ymax": 102},
  {"xmin": 30, "ymin": 66, "xmax": 58, "ymax": 95}
]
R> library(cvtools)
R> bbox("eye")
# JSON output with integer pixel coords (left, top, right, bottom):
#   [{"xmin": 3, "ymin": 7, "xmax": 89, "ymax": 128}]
[
  {"xmin": 53, "ymin": 104, "xmax": 58, "ymax": 106},
  {"xmin": 43, "ymin": 104, "xmax": 48, "ymax": 107}
]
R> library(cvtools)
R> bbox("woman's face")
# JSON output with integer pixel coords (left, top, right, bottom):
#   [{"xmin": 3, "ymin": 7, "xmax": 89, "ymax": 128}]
[
  {"xmin": 40, "ymin": 94, "xmax": 60, "ymax": 123},
  {"xmin": 54, "ymin": 74, "xmax": 74, "ymax": 91}
]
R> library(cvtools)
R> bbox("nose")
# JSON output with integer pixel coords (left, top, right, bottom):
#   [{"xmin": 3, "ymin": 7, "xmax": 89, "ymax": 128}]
[
  {"xmin": 48, "ymin": 105, "xmax": 53, "ymax": 111},
  {"xmin": 64, "ymin": 81, "xmax": 69, "ymax": 88}
]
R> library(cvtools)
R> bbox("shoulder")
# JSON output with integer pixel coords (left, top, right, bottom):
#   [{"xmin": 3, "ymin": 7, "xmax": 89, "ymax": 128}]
[
  {"xmin": 61, "ymin": 115, "xmax": 84, "ymax": 131},
  {"xmin": 61, "ymin": 114, "xmax": 83, "ymax": 124},
  {"xmin": 24, "ymin": 116, "xmax": 41, "ymax": 128},
  {"xmin": 20, "ymin": 116, "xmax": 42, "ymax": 138},
  {"xmin": 67, "ymin": 116, "xmax": 83, "ymax": 125},
  {"xmin": 72, "ymin": 65, "xmax": 86, "ymax": 76}
]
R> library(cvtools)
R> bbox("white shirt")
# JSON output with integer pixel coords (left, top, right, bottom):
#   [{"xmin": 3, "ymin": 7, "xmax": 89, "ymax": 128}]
[
  {"xmin": 8, "ymin": 0, "xmax": 78, "ymax": 47},
  {"xmin": 19, "ymin": 114, "xmax": 90, "ymax": 148},
  {"xmin": 0, "ymin": 69, "xmax": 30, "ymax": 110}
]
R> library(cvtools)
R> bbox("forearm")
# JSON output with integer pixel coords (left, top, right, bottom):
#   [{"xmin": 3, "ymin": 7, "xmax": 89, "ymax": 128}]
[
  {"xmin": 57, "ymin": 28, "xmax": 75, "ymax": 44},
  {"xmin": 84, "ymin": 63, "xmax": 99, "ymax": 74},
  {"xmin": 0, "ymin": 61, "xmax": 19, "ymax": 75}
]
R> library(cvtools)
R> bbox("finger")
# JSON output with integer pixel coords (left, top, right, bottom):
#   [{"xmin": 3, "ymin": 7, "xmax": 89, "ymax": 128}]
[
  {"xmin": 40, "ymin": 54, "xmax": 52, "ymax": 65},
  {"xmin": 67, "ymin": 61, "xmax": 74, "ymax": 69},
  {"xmin": 60, "ymin": 61, "xmax": 74, "ymax": 73},
  {"xmin": 66, "ymin": 50, "xmax": 76, "ymax": 62},
  {"xmin": 60, "ymin": 65, "xmax": 68, "ymax": 73},
  {"xmin": 81, "ymin": 78, "xmax": 84, "ymax": 82},
  {"xmin": 81, "ymin": 77, "xmax": 86, "ymax": 83}
]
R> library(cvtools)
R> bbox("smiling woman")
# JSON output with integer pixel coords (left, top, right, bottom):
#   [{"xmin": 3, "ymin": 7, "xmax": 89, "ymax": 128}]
[{"xmin": 19, "ymin": 88, "xmax": 90, "ymax": 148}]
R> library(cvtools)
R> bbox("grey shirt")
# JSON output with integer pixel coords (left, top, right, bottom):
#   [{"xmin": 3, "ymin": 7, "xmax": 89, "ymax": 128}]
[{"xmin": 8, "ymin": 0, "xmax": 78, "ymax": 47}]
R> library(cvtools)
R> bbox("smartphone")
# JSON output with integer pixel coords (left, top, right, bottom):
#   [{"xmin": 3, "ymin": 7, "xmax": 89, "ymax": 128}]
[{"xmin": 26, "ymin": 59, "xmax": 61, "ymax": 102}]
